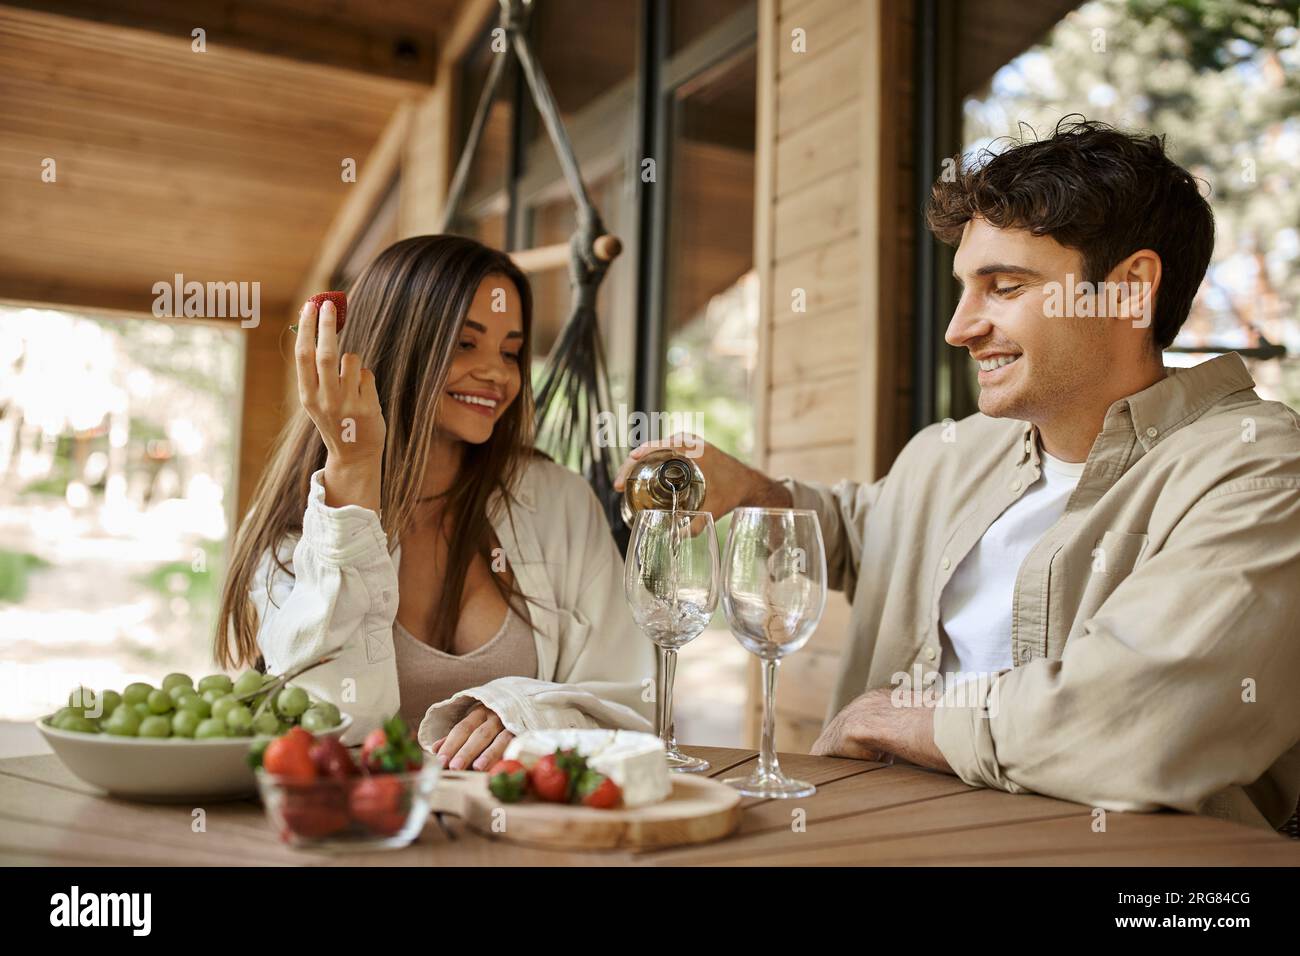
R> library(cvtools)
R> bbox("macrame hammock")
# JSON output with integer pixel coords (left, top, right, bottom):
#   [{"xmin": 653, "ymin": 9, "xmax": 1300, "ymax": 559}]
[{"xmin": 439, "ymin": 0, "xmax": 628, "ymax": 547}]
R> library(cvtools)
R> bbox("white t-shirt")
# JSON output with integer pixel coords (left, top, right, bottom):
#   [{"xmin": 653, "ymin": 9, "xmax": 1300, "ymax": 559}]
[{"xmin": 938, "ymin": 447, "xmax": 1086, "ymax": 679}]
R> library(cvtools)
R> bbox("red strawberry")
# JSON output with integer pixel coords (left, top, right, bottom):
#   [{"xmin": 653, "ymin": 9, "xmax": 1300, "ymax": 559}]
[
  {"xmin": 263, "ymin": 729, "xmax": 317, "ymax": 783},
  {"xmin": 279, "ymin": 783, "xmax": 349, "ymax": 839},
  {"xmin": 576, "ymin": 772, "xmax": 621, "ymax": 809},
  {"xmin": 529, "ymin": 749, "xmax": 589, "ymax": 803},
  {"xmin": 310, "ymin": 736, "xmax": 357, "ymax": 779},
  {"xmin": 487, "ymin": 759, "xmax": 528, "ymax": 803},
  {"xmin": 349, "ymin": 776, "xmax": 408, "ymax": 836},
  {"xmin": 308, "ymin": 291, "xmax": 347, "ymax": 332},
  {"xmin": 361, "ymin": 715, "xmax": 423, "ymax": 773}
]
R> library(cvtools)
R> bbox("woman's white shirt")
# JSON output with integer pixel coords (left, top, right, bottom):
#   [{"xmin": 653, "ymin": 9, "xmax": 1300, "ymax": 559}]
[{"xmin": 250, "ymin": 456, "xmax": 656, "ymax": 749}]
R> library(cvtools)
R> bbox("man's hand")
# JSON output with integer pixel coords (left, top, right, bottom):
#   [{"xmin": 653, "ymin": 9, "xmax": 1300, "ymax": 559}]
[
  {"xmin": 811, "ymin": 687, "xmax": 953, "ymax": 773},
  {"xmin": 429, "ymin": 704, "xmax": 514, "ymax": 771},
  {"xmin": 613, "ymin": 432, "xmax": 792, "ymax": 521}
]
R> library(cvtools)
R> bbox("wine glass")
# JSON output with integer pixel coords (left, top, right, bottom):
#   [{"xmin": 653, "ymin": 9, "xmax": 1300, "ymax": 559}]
[
  {"xmin": 720, "ymin": 508, "xmax": 827, "ymax": 798},
  {"xmin": 624, "ymin": 508, "xmax": 719, "ymax": 772}
]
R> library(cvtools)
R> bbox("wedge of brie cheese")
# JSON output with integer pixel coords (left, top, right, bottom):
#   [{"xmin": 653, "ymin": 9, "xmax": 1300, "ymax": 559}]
[{"xmin": 504, "ymin": 729, "xmax": 671, "ymax": 808}]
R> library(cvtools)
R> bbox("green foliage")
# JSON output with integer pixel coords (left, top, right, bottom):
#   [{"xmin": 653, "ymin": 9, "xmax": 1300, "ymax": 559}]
[
  {"xmin": 136, "ymin": 539, "xmax": 225, "ymax": 607},
  {"xmin": 0, "ymin": 549, "xmax": 50, "ymax": 602}
]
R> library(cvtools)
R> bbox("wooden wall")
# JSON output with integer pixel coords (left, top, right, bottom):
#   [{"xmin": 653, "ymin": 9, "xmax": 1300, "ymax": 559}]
[{"xmin": 749, "ymin": 0, "xmax": 915, "ymax": 753}]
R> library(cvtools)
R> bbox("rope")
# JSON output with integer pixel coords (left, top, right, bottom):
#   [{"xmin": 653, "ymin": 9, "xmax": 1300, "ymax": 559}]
[{"xmin": 440, "ymin": 0, "xmax": 627, "ymax": 543}]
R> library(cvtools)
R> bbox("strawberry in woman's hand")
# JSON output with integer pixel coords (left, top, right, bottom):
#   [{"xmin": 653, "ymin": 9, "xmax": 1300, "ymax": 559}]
[
  {"xmin": 308, "ymin": 291, "xmax": 347, "ymax": 332},
  {"xmin": 361, "ymin": 715, "xmax": 423, "ymax": 773}
]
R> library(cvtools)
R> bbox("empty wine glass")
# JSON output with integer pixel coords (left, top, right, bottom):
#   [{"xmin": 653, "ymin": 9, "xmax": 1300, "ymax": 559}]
[
  {"xmin": 721, "ymin": 508, "xmax": 827, "ymax": 798},
  {"xmin": 624, "ymin": 508, "xmax": 719, "ymax": 772}
]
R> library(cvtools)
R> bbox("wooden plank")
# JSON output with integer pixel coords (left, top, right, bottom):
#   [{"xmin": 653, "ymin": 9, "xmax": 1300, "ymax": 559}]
[
  {"xmin": 772, "ymin": 166, "xmax": 859, "ymax": 261},
  {"xmin": 777, "ymin": 0, "xmax": 864, "ymax": 78},
  {"xmin": 776, "ymin": 32, "xmax": 860, "ymax": 138},
  {"xmin": 771, "ymin": 233, "xmax": 861, "ymax": 321},
  {"xmin": 774, "ymin": 99, "xmax": 860, "ymax": 199},
  {"xmin": 766, "ymin": 442, "xmax": 856, "ymax": 485},
  {"xmin": 767, "ymin": 371, "xmax": 859, "ymax": 449},
  {"xmin": 769, "ymin": 305, "xmax": 862, "ymax": 386},
  {"xmin": 3, "ymin": 0, "xmax": 448, "ymax": 85}
]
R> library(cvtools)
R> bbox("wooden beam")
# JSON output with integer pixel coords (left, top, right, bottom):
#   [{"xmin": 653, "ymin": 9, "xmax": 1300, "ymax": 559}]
[{"xmin": 3, "ymin": 0, "xmax": 443, "ymax": 86}]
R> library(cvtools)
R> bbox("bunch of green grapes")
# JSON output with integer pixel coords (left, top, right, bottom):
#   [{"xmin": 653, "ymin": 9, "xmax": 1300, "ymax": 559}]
[{"xmin": 46, "ymin": 672, "xmax": 343, "ymax": 739}]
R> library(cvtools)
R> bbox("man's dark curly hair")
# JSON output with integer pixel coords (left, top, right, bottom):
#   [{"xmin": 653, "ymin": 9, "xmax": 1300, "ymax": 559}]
[{"xmin": 927, "ymin": 117, "xmax": 1215, "ymax": 350}]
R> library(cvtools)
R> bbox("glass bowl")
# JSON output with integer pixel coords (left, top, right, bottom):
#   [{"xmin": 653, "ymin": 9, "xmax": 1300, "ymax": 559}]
[{"xmin": 255, "ymin": 763, "xmax": 442, "ymax": 851}]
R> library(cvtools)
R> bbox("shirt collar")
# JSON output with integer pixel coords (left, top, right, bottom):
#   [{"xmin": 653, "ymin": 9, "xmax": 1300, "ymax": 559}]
[
  {"xmin": 1015, "ymin": 351, "xmax": 1257, "ymax": 462},
  {"xmin": 1118, "ymin": 351, "xmax": 1256, "ymax": 451}
]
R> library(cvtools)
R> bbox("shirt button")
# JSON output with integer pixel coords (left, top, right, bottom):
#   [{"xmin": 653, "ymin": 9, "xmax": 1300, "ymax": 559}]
[
  {"xmin": 1018, "ymin": 646, "xmax": 1033, "ymax": 663},
  {"xmin": 1009, "ymin": 479, "xmax": 1022, "ymax": 492},
  {"xmin": 941, "ymin": 556, "xmax": 951, "ymax": 570},
  {"xmin": 925, "ymin": 647, "xmax": 937, "ymax": 661},
  {"xmin": 1145, "ymin": 426, "xmax": 1158, "ymax": 438}
]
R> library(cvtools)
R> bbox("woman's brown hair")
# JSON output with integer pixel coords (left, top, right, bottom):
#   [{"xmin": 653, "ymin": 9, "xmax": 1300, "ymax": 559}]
[{"xmin": 215, "ymin": 234, "xmax": 536, "ymax": 666}]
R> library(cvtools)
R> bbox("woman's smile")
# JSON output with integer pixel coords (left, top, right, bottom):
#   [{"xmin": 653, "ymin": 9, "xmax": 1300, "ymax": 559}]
[{"xmin": 448, "ymin": 388, "xmax": 501, "ymax": 418}]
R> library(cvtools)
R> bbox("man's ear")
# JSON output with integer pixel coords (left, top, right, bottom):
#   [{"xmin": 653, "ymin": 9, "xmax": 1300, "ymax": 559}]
[{"xmin": 1109, "ymin": 249, "xmax": 1161, "ymax": 331}]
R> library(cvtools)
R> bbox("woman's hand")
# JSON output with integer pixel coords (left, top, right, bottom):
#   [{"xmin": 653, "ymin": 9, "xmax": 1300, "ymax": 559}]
[
  {"xmin": 430, "ymin": 704, "xmax": 515, "ymax": 771},
  {"xmin": 294, "ymin": 298, "xmax": 386, "ymax": 511}
]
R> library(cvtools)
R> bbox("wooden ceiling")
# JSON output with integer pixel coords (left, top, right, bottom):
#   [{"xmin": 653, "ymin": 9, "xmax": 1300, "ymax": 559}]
[{"xmin": 0, "ymin": 0, "xmax": 463, "ymax": 317}]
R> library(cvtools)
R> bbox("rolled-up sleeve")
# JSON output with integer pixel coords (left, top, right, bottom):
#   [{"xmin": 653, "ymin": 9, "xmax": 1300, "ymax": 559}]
[
  {"xmin": 253, "ymin": 468, "xmax": 401, "ymax": 745},
  {"xmin": 934, "ymin": 477, "xmax": 1300, "ymax": 818}
]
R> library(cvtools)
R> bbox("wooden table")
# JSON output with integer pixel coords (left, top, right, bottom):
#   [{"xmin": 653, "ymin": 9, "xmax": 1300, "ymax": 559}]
[{"xmin": 2, "ymin": 746, "xmax": 1297, "ymax": 866}]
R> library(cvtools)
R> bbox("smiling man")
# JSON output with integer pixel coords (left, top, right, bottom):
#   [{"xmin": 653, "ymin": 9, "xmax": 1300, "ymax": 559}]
[{"xmin": 616, "ymin": 118, "xmax": 1300, "ymax": 830}]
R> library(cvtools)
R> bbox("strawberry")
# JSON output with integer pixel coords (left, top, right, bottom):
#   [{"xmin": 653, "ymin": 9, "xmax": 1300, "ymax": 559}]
[
  {"xmin": 308, "ymin": 291, "xmax": 347, "ymax": 332},
  {"xmin": 487, "ymin": 759, "xmax": 528, "ymax": 803},
  {"xmin": 310, "ymin": 736, "xmax": 357, "ymax": 779},
  {"xmin": 361, "ymin": 715, "xmax": 423, "ymax": 773},
  {"xmin": 576, "ymin": 771, "xmax": 621, "ymax": 809},
  {"xmin": 349, "ymin": 776, "xmax": 409, "ymax": 836},
  {"xmin": 263, "ymin": 729, "xmax": 317, "ymax": 782},
  {"xmin": 529, "ymin": 748, "xmax": 589, "ymax": 803},
  {"xmin": 279, "ymin": 783, "xmax": 349, "ymax": 839}
]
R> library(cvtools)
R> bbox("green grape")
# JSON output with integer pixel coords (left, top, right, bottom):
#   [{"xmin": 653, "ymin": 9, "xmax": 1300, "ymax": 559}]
[
  {"xmin": 210, "ymin": 695, "xmax": 239, "ymax": 722},
  {"xmin": 201, "ymin": 687, "xmax": 226, "ymax": 704},
  {"xmin": 139, "ymin": 715, "xmax": 171, "ymax": 738},
  {"xmin": 146, "ymin": 689, "xmax": 174, "ymax": 715},
  {"xmin": 168, "ymin": 684, "xmax": 197, "ymax": 703},
  {"xmin": 262, "ymin": 672, "xmax": 279, "ymax": 686},
  {"xmin": 232, "ymin": 670, "xmax": 264, "ymax": 698},
  {"xmin": 252, "ymin": 711, "xmax": 282, "ymax": 736},
  {"xmin": 132, "ymin": 701, "xmax": 152, "ymax": 718},
  {"xmin": 54, "ymin": 713, "xmax": 99, "ymax": 734},
  {"xmin": 276, "ymin": 686, "xmax": 309, "ymax": 718},
  {"xmin": 179, "ymin": 695, "xmax": 211, "ymax": 719},
  {"xmin": 194, "ymin": 718, "xmax": 226, "ymax": 739},
  {"xmin": 224, "ymin": 704, "xmax": 253, "ymax": 736},
  {"xmin": 67, "ymin": 685, "xmax": 98, "ymax": 712},
  {"xmin": 197, "ymin": 674, "xmax": 233, "ymax": 695},
  {"xmin": 50, "ymin": 706, "xmax": 82, "ymax": 725},
  {"xmin": 122, "ymin": 682, "xmax": 154, "ymax": 706},
  {"xmin": 309, "ymin": 701, "xmax": 341, "ymax": 726},
  {"xmin": 171, "ymin": 710, "xmax": 200, "ymax": 738},
  {"xmin": 300, "ymin": 708, "xmax": 336, "ymax": 734},
  {"xmin": 104, "ymin": 707, "xmax": 141, "ymax": 736},
  {"xmin": 99, "ymin": 690, "xmax": 122, "ymax": 718},
  {"xmin": 161, "ymin": 672, "xmax": 193, "ymax": 693}
]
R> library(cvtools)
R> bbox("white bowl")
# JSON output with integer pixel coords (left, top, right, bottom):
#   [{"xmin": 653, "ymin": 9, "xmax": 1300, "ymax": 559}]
[{"xmin": 36, "ymin": 714, "xmax": 354, "ymax": 802}]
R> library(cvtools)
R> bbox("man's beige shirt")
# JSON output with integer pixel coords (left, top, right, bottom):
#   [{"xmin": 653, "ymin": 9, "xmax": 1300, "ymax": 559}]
[{"xmin": 782, "ymin": 353, "xmax": 1300, "ymax": 831}]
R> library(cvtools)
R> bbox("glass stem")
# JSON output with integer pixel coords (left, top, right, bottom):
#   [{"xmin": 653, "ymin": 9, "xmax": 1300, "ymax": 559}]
[
  {"xmin": 658, "ymin": 646, "xmax": 678, "ymax": 752},
  {"xmin": 759, "ymin": 657, "xmax": 781, "ymax": 778}
]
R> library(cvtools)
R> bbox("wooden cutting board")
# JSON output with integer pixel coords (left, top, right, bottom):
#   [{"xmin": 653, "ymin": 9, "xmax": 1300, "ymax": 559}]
[{"xmin": 431, "ymin": 771, "xmax": 743, "ymax": 851}]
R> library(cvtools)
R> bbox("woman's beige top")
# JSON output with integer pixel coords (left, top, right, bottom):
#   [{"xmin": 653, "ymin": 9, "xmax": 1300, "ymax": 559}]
[{"xmin": 392, "ymin": 606, "xmax": 538, "ymax": 728}]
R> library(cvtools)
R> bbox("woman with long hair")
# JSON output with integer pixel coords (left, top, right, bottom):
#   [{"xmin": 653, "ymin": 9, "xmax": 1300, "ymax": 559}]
[{"xmin": 215, "ymin": 235, "xmax": 654, "ymax": 771}]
